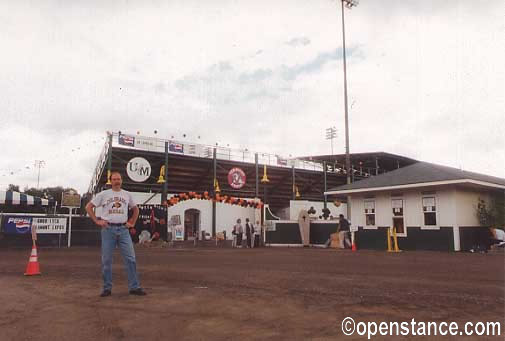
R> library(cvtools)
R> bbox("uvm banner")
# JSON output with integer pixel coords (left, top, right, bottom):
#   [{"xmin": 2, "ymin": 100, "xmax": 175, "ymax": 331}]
[{"xmin": 2, "ymin": 216, "xmax": 67, "ymax": 234}]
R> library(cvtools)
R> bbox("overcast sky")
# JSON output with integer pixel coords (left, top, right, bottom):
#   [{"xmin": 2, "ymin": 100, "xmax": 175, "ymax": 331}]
[{"xmin": 1, "ymin": 0, "xmax": 504, "ymax": 194}]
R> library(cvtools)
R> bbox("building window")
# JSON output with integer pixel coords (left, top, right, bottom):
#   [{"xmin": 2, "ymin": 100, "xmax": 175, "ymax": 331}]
[
  {"xmin": 422, "ymin": 197, "xmax": 437, "ymax": 226},
  {"xmin": 391, "ymin": 199, "xmax": 403, "ymax": 216},
  {"xmin": 364, "ymin": 200, "xmax": 375, "ymax": 226}
]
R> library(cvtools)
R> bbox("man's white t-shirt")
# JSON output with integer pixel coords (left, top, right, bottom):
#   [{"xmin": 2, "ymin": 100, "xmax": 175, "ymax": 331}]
[{"xmin": 91, "ymin": 189, "xmax": 137, "ymax": 224}]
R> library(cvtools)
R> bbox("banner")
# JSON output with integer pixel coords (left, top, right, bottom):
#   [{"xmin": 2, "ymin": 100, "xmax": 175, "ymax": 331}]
[
  {"xmin": 134, "ymin": 137, "xmax": 159, "ymax": 152},
  {"xmin": 169, "ymin": 142, "xmax": 184, "ymax": 154},
  {"xmin": 186, "ymin": 144, "xmax": 201, "ymax": 156},
  {"xmin": 118, "ymin": 134, "xmax": 135, "ymax": 147},
  {"xmin": 2, "ymin": 216, "xmax": 67, "ymax": 234},
  {"xmin": 32, "ymin": 217, "xmax": 67, "ymax": 234},
  {"xmin": 277, "ymin": 156, "xmax": 288, "ymax": 166}
]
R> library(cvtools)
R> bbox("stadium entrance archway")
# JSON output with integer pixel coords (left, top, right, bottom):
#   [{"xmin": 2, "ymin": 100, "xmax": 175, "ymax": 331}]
[{"xmin": 184, "ymin": 209, "xmax": 200, "ymax": 240}]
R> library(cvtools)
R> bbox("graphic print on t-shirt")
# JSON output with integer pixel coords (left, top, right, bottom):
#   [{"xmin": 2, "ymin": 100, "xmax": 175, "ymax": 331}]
[{"xmin": 103, "ymin": 197, "xmax": 128, "ymax": 216}]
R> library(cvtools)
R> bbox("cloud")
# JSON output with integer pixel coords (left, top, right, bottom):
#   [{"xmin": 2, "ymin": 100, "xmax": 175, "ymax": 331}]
[
  {"xmin": 174, "ymin": 46, "xmax": 361, "ymax": 106},
  {"xmin": 281, "ymin": 48, "xmax": 352, "ymax": 80},
  {"xmin": 238, "ymin": 68, "xmax": 274, "ymax": 83},
  {"xmin": 286, "ymin": 37, "xmax": 311, "ymax": 47}
]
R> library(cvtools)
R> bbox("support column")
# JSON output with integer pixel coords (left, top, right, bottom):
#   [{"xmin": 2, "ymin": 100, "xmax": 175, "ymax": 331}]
[
  {"xmin": 162, "ymin": 141, "xmax": 168, "ymax": 204},
  {"xmin": 255, "ymin": 153, "xmax": 259, "ymax": 198},
  {"xmin": 453, "ymin": 226, "xmax": 461, "ymax": 251},
  {"xmin": 106, "ymin": 132, "xmax": 113, "ymax": 188},
  {"xmin": 212, "ymin": 147, "xmax": 217, "ymax": 237},
  {"xmin": 292, "ymin": 165, "xmax": 296, "ymax": 200},
  {"xmin": 323, "ymin": 161, "xmax": 327, "ymax": 209}
]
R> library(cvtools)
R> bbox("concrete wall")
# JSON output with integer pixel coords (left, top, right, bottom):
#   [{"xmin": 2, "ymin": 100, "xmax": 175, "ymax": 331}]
[{"xmin": 165, "ymin": 199, "xmax": 257, "ymax": 240}]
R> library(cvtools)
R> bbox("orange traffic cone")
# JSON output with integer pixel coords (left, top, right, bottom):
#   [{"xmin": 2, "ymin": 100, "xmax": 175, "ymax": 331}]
[{"xmin": 24, "ymin": 244, "xmax": 41, "ymax": 276}]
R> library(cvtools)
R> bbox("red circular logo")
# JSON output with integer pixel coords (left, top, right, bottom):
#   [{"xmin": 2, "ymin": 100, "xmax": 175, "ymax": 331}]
[{"xmin": 227, "ymin": 167, "xmax": 246, "ymax": 189}]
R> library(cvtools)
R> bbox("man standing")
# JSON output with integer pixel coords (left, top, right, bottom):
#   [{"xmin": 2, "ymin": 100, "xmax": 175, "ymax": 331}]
[
  {"xmin": 85, "ymin": 171, "xmax": 146, "ymax": 297},
  {"xmin": 338, "ymin": 214, "xmax": 351, "ymax": 249},
  {"xmin": 245, "ymin": 218, "xmax": 254, "ymax": 248},
  {"xmin": 232, "ymin": 219, "xmax": 243, "ymax": 248}
]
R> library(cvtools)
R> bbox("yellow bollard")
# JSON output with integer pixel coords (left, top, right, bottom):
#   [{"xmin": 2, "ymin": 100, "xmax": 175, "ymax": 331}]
[
  {"xmin": 393, "ymin": 227, "xmax": 401, "ymax": 252},
  {"xmin": 387, "ymin": 228, "xmax": 392, "ymax": 252},
  {"xmin": 387, "ymin": 227, "xmax": 402, "ymax": 253}
]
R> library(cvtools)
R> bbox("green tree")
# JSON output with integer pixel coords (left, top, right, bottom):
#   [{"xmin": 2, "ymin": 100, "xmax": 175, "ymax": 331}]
[
  {"xmin": 6, "ymin": 184, "xmax": 20, "ymax": 192},
  {"xmin": 477, "ymin": 195, "xmax": 505, "ymax": 227}
]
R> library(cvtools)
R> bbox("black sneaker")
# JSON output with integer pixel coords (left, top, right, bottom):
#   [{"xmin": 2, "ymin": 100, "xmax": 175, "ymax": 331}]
[
  {"xmin": 100, "ymin": 290, "xmax": 112, "ymax": 297},
  {"xmin": 129, "ymin": 288, "xmax": 147, "ymax": 296}
]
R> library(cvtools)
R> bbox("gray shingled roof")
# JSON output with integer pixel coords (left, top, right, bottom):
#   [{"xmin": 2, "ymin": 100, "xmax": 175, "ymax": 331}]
[{"xmin": 328, "ymin": 162, "xmax": 505, "ymax": 192}]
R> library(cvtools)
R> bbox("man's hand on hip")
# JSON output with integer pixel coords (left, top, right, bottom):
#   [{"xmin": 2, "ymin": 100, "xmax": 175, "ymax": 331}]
[{"xmin": 96, "ymin": 220, "xmax": 109, "ymax": 228}]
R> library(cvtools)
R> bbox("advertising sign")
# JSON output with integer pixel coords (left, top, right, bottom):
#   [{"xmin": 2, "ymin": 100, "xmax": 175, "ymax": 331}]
[
  {"xmin": 174, "ymin": 226, "xmax": 184, "ymax": 241},
  {"xmin": 32, "ymin": 217, "xmax": 67, "ymax": 234},
  {"xmin": 227, "ymin": 167, "xmax": 246, "ymax": 189},
  {"xmin": 118, "ymin": 134, "xmax": 135, "ymax": 147},
  {"xmin": 169, "ymin": 215, "xmax": 184, "ymax": 241},
  {"xmin": 169, "ymin": 142, "xmax": 184, "ymax": 154},
  {"xmin": 4, "ymin": 216, "xmax": 32, "ymax": 234},
  {"xmin": 135, "ymin": 137, "xmax": 158, "ymax": 151},
  {"xmin": 126, "ymin": 157, "xmax": 151, "ymax": 182},
  {"xmin": 3, "ymin": 216, "xmax": 67, "ymax": 234}
]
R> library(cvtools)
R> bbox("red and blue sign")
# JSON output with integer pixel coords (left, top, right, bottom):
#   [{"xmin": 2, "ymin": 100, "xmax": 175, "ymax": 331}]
[
  {"xmin": 118, "ymin": 134, "xmax": 135, "ymax": 147},
  {"xmin": 169, "ymin": 142, "xmax": 184, "ymax": 153},
  {"xmin": 227, "ymin": 167, "xmax": 246, "ymax": 189},
  {"xmin": 4, "ymin": 216, "xmax": 32, "ymax": 234}
]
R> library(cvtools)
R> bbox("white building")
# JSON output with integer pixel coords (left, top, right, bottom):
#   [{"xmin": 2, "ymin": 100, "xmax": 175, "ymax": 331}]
[{"xmin": 325, "ymin": 162, "xmax": 505, "ymax": 251}]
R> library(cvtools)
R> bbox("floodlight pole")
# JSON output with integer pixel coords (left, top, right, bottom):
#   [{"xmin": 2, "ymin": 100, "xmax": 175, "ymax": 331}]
[
  {"xmin": 34, "ymin": 160, "xmax": 45, "ymax": 189},
  {"xmin": 341, "ymin": 0, "xmax": 357, "ymax": 220}
]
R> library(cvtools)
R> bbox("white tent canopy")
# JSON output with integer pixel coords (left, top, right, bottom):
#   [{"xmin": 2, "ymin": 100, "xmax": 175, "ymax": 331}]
[{"xmin": 0, "ymin": 191, "xmax": 53, "ymax": 206}]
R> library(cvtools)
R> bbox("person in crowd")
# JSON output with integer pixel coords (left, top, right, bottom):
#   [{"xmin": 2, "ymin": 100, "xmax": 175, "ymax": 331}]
[
  {"xmin": 245, "ymin": 218, "xmax": 255, "ymax": 248},
  {"xmin": 338, "ymin": 214, "xmax": 351, "ymax": 249},
  {"xmin": 232, "ymin": 218, "xmax": 243, "ymax": 248}
]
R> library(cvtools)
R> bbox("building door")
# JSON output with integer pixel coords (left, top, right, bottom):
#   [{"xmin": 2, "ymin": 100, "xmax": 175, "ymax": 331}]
[
  {"xmin": 184, "ymin": 209, "xmax": 200, "ymax": 240},
  {"xmin": 391, "ymin": 199, "xmax": 405, "ymax": 235},
  {"xmin": 392, "ymin": 217, "xmax": 405, "ymax": 235}
]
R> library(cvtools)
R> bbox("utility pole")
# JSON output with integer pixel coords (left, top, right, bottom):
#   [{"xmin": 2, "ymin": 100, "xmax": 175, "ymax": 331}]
[{"xmin": 34, "ymin": 160, "xmax": 45, "ymax": 189}]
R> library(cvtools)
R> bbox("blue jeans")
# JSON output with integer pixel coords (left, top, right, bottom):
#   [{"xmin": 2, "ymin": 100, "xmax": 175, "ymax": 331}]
[{"xmin": 101, "ymin": 225, "xmax": 140, "ymax": 291}]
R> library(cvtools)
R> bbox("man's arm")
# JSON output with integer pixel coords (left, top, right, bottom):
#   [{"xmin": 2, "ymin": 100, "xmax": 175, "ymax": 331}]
[
  {"xmin": 85, "ymin": 202, "xmax": 108, "ymax": 228},
  {"xmin": 126, "ymin": 206, "xmax": 139, "ymax": 228}
]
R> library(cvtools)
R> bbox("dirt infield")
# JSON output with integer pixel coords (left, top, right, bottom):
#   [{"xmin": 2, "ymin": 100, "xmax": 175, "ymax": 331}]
[{"xmin": 1, "ymin": 246, "xmax": 503, "ymax": 340}]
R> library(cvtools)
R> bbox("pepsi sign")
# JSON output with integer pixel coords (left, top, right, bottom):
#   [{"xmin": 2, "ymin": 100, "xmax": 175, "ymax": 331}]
[{"xmin": 4, "ymin": 216, "xmax": 33, "ymax": 234}]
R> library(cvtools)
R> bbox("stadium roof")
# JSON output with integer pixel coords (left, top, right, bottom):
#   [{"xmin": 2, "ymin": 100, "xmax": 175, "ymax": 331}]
[{"xmin": 298, "ymin": 152, "xmax": 418, "ymax": 172}]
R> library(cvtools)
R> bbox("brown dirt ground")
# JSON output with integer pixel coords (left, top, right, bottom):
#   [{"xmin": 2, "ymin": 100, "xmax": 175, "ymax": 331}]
[{"xmin": 1, "ymin": 246, "xmax": 503, "ymax": 341}]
